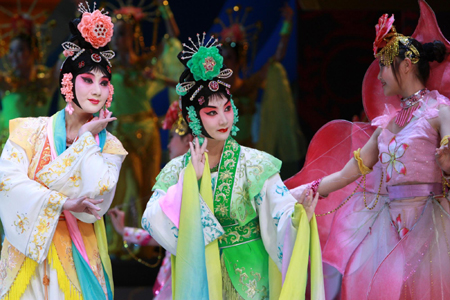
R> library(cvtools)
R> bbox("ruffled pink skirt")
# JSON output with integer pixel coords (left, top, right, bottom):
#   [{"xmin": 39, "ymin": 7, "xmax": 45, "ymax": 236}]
[{"xmin": 323, "ymin": 189, "xmax": 450, "ymax": 299}]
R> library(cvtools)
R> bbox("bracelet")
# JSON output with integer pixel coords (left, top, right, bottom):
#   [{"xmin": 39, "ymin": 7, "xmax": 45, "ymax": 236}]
[
  {"xmin": 354, "ymin": 148, "xmax": 372, "ymax": 175},
  {"xmin": 309, "ymin": 178, "xmax": 322, "ymax": 196},
  {"xmin": 441, "ymin": 135, "xmax": 450, "ymax": 147},
  {"xmin": 280, "ymin": 20, "xmax": 291, "ymax": 36}
]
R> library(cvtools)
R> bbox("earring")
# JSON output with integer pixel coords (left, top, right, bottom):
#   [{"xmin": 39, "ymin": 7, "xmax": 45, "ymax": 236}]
[{"xmin": 105, "ymin": 83, "xmax": 114, "ymax": 108}]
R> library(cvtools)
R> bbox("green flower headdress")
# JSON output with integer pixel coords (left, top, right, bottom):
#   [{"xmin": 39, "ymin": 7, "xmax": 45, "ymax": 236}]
[{"xmin": 177, "ymin": 33, "xmax": 240, "ymax": 142}]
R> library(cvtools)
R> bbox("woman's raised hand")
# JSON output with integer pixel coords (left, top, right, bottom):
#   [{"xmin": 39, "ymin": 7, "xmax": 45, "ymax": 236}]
[
  {"xmin": 189, "ymin": 137, "xmax": 208, "ymax": 180},
  {"xmin": 296, "ymin": 188, "xmax": 319, "ymax": 222},
  {"xmin": 78, "ymin": 109, "xmax": 116, "ymax": 137},
  {"xmin": 63, "ymin": 196, "xmax": 103, "ymax": 220}
]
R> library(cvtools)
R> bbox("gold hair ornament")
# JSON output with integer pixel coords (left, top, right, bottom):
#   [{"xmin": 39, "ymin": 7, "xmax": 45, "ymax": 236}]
[{"xmin": 376, "ymin": 27, "xmax": 420, "ymax": 66}]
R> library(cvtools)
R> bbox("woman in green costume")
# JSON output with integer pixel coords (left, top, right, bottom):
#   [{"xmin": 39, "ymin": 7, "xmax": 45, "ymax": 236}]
[
  {"xmin": 106, "ymin": 0, "xmax": 185, "ymax": 256},
  {"xmin": 142, "ymin": 34, "xmax": 325, "ymax": 299}
]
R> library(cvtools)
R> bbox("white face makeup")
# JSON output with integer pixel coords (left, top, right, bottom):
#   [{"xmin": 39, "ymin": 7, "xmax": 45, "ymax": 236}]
[
  {"xmin": 74, "ymin": 68, "xmax": 110, "ymax": 114},
  {"xmin": 199, "ymin": 93, "xmax": 234, "ymax": 141}
]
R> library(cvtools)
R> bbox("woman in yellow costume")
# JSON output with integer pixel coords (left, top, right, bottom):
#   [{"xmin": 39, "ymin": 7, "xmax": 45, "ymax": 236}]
[
  {"xmin": 106, "ymin": 0, "xmax": 184, "ymax": 255},
  {"xmin": 0, "ymin": 3, "xmax": 127, "ymax": 299}
]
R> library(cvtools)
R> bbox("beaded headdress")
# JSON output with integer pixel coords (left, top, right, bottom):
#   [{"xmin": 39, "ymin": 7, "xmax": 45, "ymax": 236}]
[
  {"xmin": 373, "ymin": 14, "xmax": 420, "ymax": 66},
  {"xmin": 176, "ymin": 33, "xmax": 239, "ymax": 141},
  {"xmin": 59, "ymin": 2, "xmax": 115, "ymax": 114}
]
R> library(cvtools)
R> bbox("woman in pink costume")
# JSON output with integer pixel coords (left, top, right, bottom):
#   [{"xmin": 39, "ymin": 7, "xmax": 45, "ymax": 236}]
[{"xmin": 289, "ymin": 3, "xmax": 450, "ymax": 299}]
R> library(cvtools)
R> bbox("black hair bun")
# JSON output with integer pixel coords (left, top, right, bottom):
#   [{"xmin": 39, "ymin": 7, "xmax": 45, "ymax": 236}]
[{"xmin": 422, "ymin": 40, "xmax": 446, "ymax": 63}]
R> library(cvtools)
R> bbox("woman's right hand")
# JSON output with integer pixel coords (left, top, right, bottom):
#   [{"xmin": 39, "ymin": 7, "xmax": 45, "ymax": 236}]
[
  {"xmin": 296, "ymin": 188, "xmax": 319, "ymax": 222},
  {"xmin": 62, "ymin": 196, "xmax": 103, "ymax": 220},
  {"xmin": 189, "ymin": 137, "xmax": 208, "ymax": 180},
  {"xmin": 107, "ymin": 207, "xmax": 125, "ymax": 236}
]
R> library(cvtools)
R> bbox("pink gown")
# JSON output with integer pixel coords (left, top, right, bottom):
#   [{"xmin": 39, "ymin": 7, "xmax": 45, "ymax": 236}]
[{"xmin": 312, "ymin": 90, "xmax": 450, "ymax": 299}]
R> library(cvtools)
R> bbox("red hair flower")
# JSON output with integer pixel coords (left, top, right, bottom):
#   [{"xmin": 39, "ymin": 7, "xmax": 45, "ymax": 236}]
[
  {"xmin": 78, "ymin": 10, "xmax": 114, "ymax": 49},
  {"xmin": 373, "ymin": 14, "xmax": 395, "ymax": 56}
]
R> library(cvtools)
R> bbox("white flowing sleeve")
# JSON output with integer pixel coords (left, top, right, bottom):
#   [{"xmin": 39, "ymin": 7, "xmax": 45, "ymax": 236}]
[
  {"xmin": 255, "ymin": 173, "xmax": 301, "ymax": 270},
  {"xmin": 36, "ymin": 132, "xmax": 125, "ymax": 223},
  {"xmin": 142, "ymin": 170, "xmax": 224, "ymax": 255},
  {"xmin": 142, "ymin": 188, "xmax": 180, "ymax": 255},
  {"xmin": 0, "ymin": 140, "xmax": 68, "ymax": 263}
]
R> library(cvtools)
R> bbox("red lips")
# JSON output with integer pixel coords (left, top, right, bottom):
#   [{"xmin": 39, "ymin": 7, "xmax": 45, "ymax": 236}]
[
  {"xmin": 218, "ymin": 128, "xmax": 228, "ymax": 133},
  {"xmin": 89, "ymin": 99, "xmax": 100, "ymax": 105}
]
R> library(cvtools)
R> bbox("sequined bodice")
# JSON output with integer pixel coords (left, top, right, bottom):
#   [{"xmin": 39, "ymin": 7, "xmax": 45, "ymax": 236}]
[{"xmin": 378, "ymin": 117, "xmax": 441, "ymax": 186}]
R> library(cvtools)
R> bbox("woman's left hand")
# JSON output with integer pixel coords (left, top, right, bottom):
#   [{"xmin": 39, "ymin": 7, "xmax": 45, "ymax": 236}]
[{"xmin": 435, "ymin": 144, "xmax": 450, "ymax": 173}]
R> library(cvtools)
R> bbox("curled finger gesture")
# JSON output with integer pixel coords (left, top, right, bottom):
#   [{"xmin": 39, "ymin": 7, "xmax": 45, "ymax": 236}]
[{"xmin": 78, "ymin": 109, "xmax": 116, "ymax": 137}]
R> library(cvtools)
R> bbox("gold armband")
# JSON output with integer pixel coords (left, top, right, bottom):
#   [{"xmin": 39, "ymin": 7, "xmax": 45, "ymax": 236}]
[
  {"xmin": 354, "ymin": 148, "xmax": 372, "ymax": 175},
  {"xmin": 441, "ymin": 135, "xmax": 450, "ymax": 147}
]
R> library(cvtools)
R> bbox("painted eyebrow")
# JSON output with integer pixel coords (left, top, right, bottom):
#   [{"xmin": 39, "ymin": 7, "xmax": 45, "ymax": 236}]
[{"xmin": 204, "ymin": 99, "xmax": 231, "ymax": 108}]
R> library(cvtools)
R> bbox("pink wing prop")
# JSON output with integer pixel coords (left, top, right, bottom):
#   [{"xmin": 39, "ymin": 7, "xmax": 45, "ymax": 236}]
[
  {"xmin": 284, "ymin": 120, "xmax": 376, "ymax": 248},
  {"xmin": 362, "ymin": 0, "xmax": 450, "ymax": 121}
]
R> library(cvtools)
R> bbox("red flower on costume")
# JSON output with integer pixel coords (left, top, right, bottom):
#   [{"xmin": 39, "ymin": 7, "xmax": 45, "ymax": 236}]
[
  {"xmin": 61, "ymin": 73, "xmax": 75, "ymax": 114},
  {"xmin": 106, "ymin": 83, "xmax": 114, "ymax": 108},
  {"xmin": 78, "ymin": 10, "xmax": 114, "ymax": 49},
  {"xmin": 379, "ymin": 137, "xmax": 408, "ymax": 182},
  {"xmin": 396, "ymin": 214, "xmax": 409, "ymax": 239},
  {"xmin": 373, "ymin": 14, "xmax": 395, "ymax": 56}
]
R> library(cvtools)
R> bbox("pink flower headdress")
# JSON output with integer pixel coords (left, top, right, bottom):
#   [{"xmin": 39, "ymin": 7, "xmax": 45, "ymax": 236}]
[
  {"xmin": 373, "ymin": 14, "xmax": 395, "ymax": 56},
  {"xmin": 61, "ymin": 73, "xmax": 75, "ymax": 114},
  {"xmin": 77, "ymin": 2, "xmax": 114, "ymax": 49}
]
